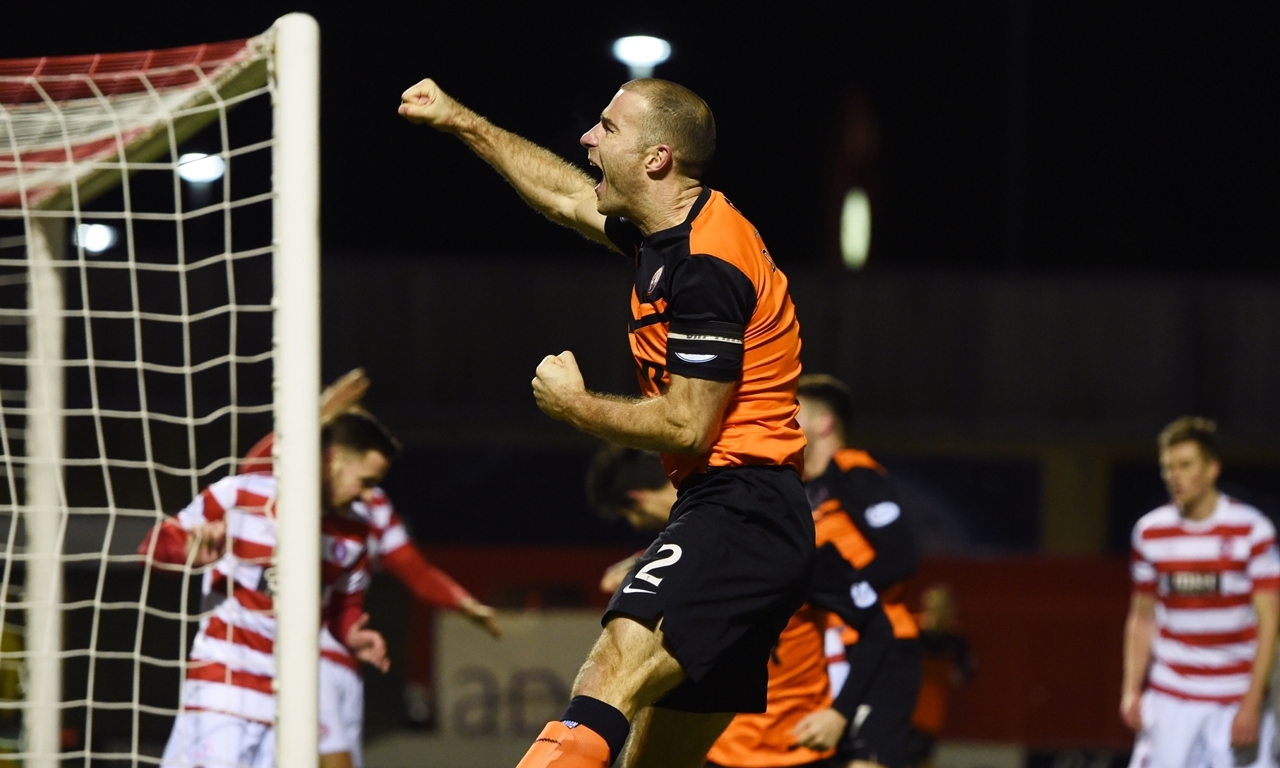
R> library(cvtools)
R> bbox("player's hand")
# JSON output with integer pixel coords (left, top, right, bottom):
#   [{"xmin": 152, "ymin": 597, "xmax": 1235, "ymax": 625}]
[
  {"xmin": 459, "ymin": 597, "xmax": 502, "ymax": 639},
  {"xmin": 600, "ymin": 555, "xmax": 639, "ymax": 594},
  {"xmin": 791, "ymin": 707, "xmax": 847, "ymax": 752},
  {"xmin": 1231, "ymin": 696, "xmax": 1262, "ymax": 746},
  {"xmin": 1119, "ymin": 689, "xmax": 1143, "ymax": 731},
  {"xmin": 398, "ymin": 78, "xmax": 467, "ymax": 131},
  {"xmin": 320, "ymin": 368, "xmax": 369, "ymax": 425},
  {"xmin": 345, "ymin": 613, "xmax": 391, "ymax": 672},
  {"xmin": 187, "ymin": 520, "xmax": 227, "ymax": 566},
  {"xmin": 532, "ymin": 351, "xmax": 586, "ymax": 422}
]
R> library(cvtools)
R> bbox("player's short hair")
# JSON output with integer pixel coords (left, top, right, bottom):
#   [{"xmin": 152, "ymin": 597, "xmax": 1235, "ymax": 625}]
[
  {"xmin": 796, "ymin": 374, "xmax": 853, "ymax": 438},
  {"xmin": 585, "ymin": 443, "xmax": 668, "ymax": 521},
  {"xmin": 1157, "ymin": 416, "xmax": 1219, "ymax": 462},
  {"xmin": 622, "ymin": 79, "xmax": 716, "ymax": 180},
  {"xmin": 323, "ymin": 410, "xmax": 401, "ymax": 461}
]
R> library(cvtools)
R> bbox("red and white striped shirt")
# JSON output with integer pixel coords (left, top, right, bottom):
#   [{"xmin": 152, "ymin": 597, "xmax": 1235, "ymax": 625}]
[
  {"xmin": 170, "ymin": 474, "xmax": 372, "ymax": 723},
  {"xmin": 1131, "ymin": 495, "xmax": 1280, "ymax": 703}
]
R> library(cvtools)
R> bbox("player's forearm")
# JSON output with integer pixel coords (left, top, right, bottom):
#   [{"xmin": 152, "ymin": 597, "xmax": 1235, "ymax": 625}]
[
  {"xmin": 1122, "ymin": 610, "xmax": 1155, "ymax": 696},
  {"xmin": 562, "ymin": 389, "xmax": 719, "ymax": 455},
  {"xmin": 1243, "ymin": 590, "xmax": 1280, "ymax": 704},
  {"xmin": 450, "ymin": 111, "xmax": 597, "ymax": 228}
]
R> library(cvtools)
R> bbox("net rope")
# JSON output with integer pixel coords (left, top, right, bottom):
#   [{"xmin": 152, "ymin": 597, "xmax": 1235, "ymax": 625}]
[{"xmin": 0, "ymin": 32, "xmax": 275, "ymax": 765}]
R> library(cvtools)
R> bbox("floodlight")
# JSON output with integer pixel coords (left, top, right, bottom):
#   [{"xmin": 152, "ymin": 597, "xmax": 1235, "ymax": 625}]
[
  {"xmin": 75, "ymin": 223, "xmax": 118, "ymax": 254},
  {"xmin": 612, "ymin": 36, "xmax": 672, "ymax": 79},
  {"xmin": 177, "ymin": 152, "xmax": 226, "ymax": 183},
  {"xmin": 840, "ymin": 188, "xmax": 871, "ymax": 270}
]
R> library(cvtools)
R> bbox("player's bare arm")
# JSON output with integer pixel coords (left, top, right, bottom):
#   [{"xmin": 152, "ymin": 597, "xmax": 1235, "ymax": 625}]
[
  {"xmin": 1120, "ymin": 591, "xmax": 1155, "ymax": 730},
  {"xmin": 398, "ymin": 78, "xmax": 611, "ymax": 247},
  {"xmin": 1231, "ymin": 588, "xmax": 1279, "ymax": 746},
  {"xmin": 532, "ymin": 351, "xmax": 731, "ymax": 454}
]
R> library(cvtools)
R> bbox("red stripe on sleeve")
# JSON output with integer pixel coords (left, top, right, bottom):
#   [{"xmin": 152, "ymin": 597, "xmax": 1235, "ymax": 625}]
[
  {"xmin": 381, "ymin": 545, "xmax": 471, "ymax": 609},
  {"xmin": 201, "ymin": 488, "xmax": 226, "ymax": 523}
]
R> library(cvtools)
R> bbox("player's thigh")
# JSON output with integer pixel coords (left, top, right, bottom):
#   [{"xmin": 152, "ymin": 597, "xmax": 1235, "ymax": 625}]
[
  {"xmin": 161, "ymin": 710, "xmax": 263, "ymax": 768},
  {"xmin": 618, "ymin": 705, "xmax": 735, "ymax": 768},
  {"xmin": 319, "ymin": 659, "xmax": 364, "ymax": 763},
  {"xmin": 1144, "ymin": 690, "xmax": 1212, "ymax": 768},
  {"xmin": 572, "ymin": 615, "xmax": 685, "ymax": 716}
]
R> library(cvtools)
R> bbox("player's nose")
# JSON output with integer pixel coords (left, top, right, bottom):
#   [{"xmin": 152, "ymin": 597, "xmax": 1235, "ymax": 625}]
[{"xmin": 580, "ymin": 125, "xmax": 599, "ymax": 148}]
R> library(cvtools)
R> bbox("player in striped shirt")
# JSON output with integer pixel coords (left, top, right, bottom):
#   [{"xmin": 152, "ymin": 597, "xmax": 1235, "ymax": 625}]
[
  {"xmin": 1122, "ymin": 416, "xmax": 1280, "ymax": 768},
  {"xmin": 144, "ymin": 411, "xmax": 400, "ymax": 768}
]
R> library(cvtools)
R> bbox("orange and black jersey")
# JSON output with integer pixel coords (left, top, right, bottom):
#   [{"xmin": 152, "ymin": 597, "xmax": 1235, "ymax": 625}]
[
  {"xmin": 604, "ymin": 188, "xmax": 805, "ymax": 488},
  {"xmin": 807, "ymin": 449, "xmax": 919, "ymax": 718}
]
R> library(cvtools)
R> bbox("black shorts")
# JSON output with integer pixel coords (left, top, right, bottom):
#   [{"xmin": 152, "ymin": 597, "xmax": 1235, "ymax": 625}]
[
  {"xmin": 837, "ymin": 639, "xmax": 923, "ymax": 768},
  {"xmin": 604, "ymin": 465, "xmax": 814, "ymax": 714}
]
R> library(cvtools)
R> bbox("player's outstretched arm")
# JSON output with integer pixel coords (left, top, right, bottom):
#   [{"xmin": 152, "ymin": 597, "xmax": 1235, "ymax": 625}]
[
  {"xmin": 532, "ymin": 352, "xmax": 731, "ymax": 455},
  {"xmin": 399, "ymin": 78, "xmax": 611, "ymax": 248}
]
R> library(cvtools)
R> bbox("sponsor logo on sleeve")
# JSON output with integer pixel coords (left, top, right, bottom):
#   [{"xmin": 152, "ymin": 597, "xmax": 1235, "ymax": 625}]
[
  {"xmin": 865, "ymin": 501, "xmax": 901, "ymax": 528},
  {"xmin": 851, "ymin": 581, "xmax": 878, "ymax": 609}
]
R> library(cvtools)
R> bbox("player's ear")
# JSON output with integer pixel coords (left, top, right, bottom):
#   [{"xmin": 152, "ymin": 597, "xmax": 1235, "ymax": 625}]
[{"xmin": 645, "ymin": 144, "xmax": 673, "ymax": 175}]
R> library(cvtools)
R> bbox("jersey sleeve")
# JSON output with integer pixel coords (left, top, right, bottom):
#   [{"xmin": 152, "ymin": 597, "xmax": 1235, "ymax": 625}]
[
  {"xmin": 835, "ymin": 469, "xmax": 917, "ymax": 589},
  {"xmin": 664, "ymin": 255, "xmax": 756, "ymax": 382},
  {"xmin": 604, "ymin": 216, "xmax": 643, "ymax": 258},
  {"xmin": 1248, "ymin": 516, "xmax": 1280, "ymax": 592},
  {"xmin": 381, "ymin": 545, "xmax": 472, "ymax": 609},
  {"xmin": 240, "ymin": 432, "xmax": 274, "ymax": 474},
  {"xmin": 830, "ymin": 608, "xmax": 893, "ymax": 719},
  {"xmin": 807, "ymin": 542, "xmax": 883, "ymax": 632},
  {"xmin": 1130, "ymin": 523, "xmax": 1157, "ymax": 594}
]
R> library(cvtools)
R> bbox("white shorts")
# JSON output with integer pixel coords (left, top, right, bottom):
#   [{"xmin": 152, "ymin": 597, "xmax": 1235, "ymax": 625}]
[
  {"xmin": 161, "ymin": 709, "xmax": 275, "ymax": 768},
  {"xmin": 319, "ymin": 655, "xmax": 365, "ymax": 767},
  {"xmin": 1129, "ymin": 689, "xmax": 1277, "ymax": 768}
]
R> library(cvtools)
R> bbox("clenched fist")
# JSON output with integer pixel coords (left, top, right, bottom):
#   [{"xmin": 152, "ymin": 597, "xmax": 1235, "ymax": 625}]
[
  {"xmin": 532, "ymin": 350, "xmax": 586, "ymax": 423},
  {"xmin": 398, "ymin": 78, "xmax": 468, "ymax": 132}
]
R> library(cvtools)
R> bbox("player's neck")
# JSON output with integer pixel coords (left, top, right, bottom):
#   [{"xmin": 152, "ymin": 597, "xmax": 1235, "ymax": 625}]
[
  {"xmin": 803, "ymin": 436, "xmax": 843, "ymax": 481},
  {"xmin": 1179, "ymin": 488, "xmax": 1220, "ymax": 522},
  {"xmin": 631, "ymin": 183, "xmax": 703, "ymax": 236}
]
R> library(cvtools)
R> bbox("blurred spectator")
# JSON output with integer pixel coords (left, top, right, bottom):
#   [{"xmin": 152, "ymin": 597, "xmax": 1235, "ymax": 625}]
[{"xmin": 906, "ymin": 584, "xmax": 974, "ymax": 768}]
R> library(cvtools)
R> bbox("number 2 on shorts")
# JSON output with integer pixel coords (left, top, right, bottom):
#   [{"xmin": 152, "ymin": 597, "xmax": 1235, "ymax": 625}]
[{"xmin": 634, "ymin": 544, "xmax": 683, "ymax": 587}]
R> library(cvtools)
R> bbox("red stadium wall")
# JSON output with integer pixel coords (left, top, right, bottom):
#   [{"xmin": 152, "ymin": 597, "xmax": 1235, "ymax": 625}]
[{"xmin": 410, "ymin": 548, "xmax": 1133, "ymax": 749}]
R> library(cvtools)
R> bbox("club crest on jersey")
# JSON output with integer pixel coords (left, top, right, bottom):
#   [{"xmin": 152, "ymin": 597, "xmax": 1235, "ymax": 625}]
[
  {"xmin": 322, "ymin": 534, "xmax": 361, "ymax": 567},
  {"xmin": 646, "ymin": 266, "xmax": 664, "ymax": 296}
]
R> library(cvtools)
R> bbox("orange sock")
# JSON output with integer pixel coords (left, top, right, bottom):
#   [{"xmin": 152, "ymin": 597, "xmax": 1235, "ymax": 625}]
[{"xmin": 515, "ymin": 721, "xmax": 612, "ymax": 768}]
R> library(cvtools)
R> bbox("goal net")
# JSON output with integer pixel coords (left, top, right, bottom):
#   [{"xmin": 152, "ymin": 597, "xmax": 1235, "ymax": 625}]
[{"xmin": 0, "ymin": 14, "xmax": 320, "ymax": 766}]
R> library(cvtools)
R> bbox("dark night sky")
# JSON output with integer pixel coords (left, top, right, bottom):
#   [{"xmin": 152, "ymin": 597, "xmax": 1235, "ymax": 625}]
[{"xmin": 7, "ymin": 2, "xmax": 1278, "ymax": 273}]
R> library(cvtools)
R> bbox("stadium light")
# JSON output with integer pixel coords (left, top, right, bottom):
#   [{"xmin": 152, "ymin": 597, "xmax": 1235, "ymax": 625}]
[
  {"xmin": 840, "ymin": 188, "xmax": 871, "ymax": 270},
  {"xmin": 177, "ymin": 152, "xmax": 226, "ymax": 183},
  {"xmin": 612, "ymin": 36, "xmax": 672, "ymax": 79},
  {"xmin": 74, "ymin": 223, "xmax": 117, "ymax": 254}
]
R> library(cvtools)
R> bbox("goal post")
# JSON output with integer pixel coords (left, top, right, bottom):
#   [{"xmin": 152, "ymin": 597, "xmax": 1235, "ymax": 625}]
[
  {"xmin": 272, "ymin": 13, "xmax": 322, "ymax": 766},
  {"xmin": 0, "ymin": 13, "xmax": 321, "ymax": 766}
]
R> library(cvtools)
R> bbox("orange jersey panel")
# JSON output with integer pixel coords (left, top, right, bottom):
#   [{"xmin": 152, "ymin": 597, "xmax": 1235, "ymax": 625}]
[
  {"xmin": 624, "ymin": 190, "xmax": 805, "ymax": 487},
  {"xmin": 813, "ymin": 498, "xmax": 876, "ymax": 569},
  {"xmin": 707, "ymin": 604, "xmax": 835, "ymax": 767}
]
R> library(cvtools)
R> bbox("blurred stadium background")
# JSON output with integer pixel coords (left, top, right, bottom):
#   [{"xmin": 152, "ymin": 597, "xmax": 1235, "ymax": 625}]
[{"xmin": 3, "ymin": 2, "xmax": 1278, "ymax": 767}]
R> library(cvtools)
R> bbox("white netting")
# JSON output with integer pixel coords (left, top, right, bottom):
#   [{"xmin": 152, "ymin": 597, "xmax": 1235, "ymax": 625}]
[{"xmin": 0, "ymin": 32, "xmax": 278, "ymax": 765}]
